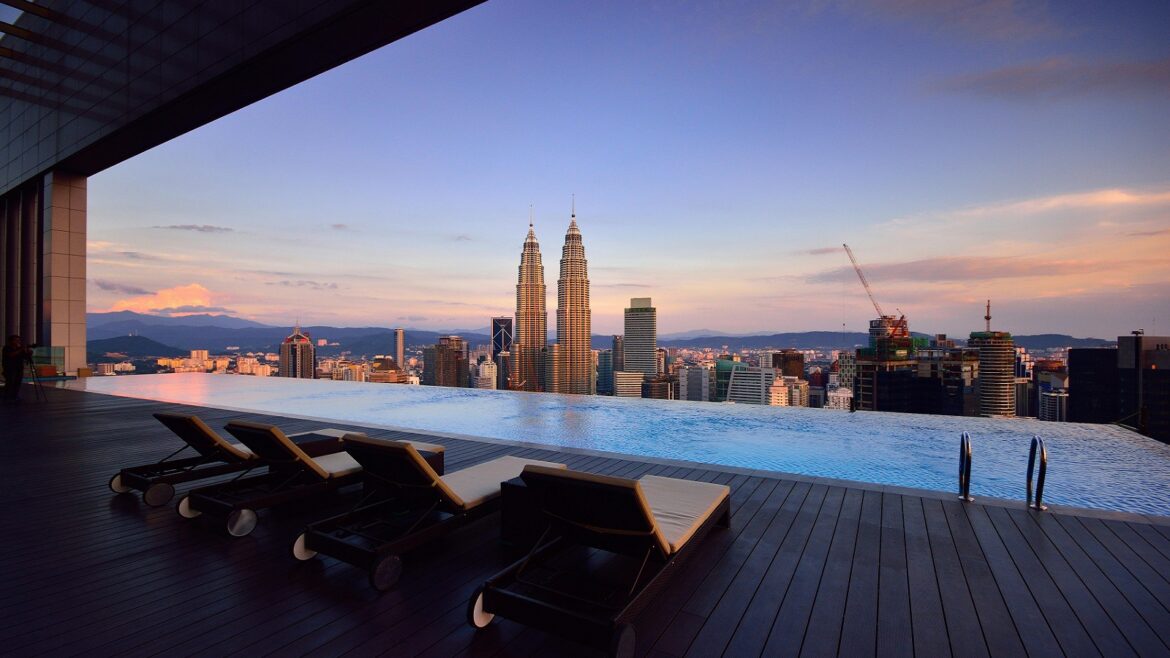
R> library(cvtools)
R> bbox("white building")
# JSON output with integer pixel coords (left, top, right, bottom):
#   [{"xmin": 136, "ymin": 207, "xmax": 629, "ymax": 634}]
[
  {"xmin": 677, "ymin": 365, "xmax": 711, "ymax": 402},
  {"xmin": 475, "ymin": 361, "xmax": 497, "ymax": 390},
  {"xmin": 726, "ymin": 366, "xmax": 776, "ymax": 405}
]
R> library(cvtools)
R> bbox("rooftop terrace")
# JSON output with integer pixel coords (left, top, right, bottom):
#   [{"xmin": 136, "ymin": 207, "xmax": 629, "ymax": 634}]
[{"xmin": 3, "ymin": 386, "xmax": 1170, "ymax": 656}]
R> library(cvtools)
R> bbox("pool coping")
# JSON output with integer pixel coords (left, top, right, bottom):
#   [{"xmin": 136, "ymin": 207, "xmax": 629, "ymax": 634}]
[{"xmin": 68, "ymin": 384, "xmax": 1170, "ymax": 527}]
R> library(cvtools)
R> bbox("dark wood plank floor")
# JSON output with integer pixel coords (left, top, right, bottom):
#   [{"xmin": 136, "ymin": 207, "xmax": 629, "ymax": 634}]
[{"xmin": 2, "ymin": 387, "xmax": 1170, "ymax": 657}]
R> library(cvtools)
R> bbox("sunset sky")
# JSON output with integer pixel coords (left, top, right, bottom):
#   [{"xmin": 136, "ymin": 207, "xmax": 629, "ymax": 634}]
[{"xmin": 85, "ymin": 1, "xmax": 1170, "ymax": 338}]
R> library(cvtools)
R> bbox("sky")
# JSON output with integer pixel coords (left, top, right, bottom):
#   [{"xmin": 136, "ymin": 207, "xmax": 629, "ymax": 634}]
[{"xmin": 84, "ymin": 0, "xmax": 1170, "ymax": 338}]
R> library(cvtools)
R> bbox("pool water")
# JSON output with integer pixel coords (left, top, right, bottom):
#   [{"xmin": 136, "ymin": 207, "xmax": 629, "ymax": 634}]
[{"xmin": 68, "ymin": 374, "xmax": 1170, "ymax": 516}]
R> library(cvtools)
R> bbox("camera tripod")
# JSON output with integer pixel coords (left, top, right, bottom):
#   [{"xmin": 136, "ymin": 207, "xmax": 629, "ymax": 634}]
[{"xmin": 23, "ymin": 353, "xmax": 48, "ymax": 402}]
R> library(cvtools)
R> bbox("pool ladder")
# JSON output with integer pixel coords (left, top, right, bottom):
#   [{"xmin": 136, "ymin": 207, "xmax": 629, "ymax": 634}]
[
  {"xmin": 1027, "ymin": 436, "xmax": 1048, "ymax": 511},
  {"xmin": 957, "ymin": 432, "xmax": 973, "ymax": 502},
  {"xmin": 958, "ymin": 433, "xmax": 1048, "ymax": 511}
]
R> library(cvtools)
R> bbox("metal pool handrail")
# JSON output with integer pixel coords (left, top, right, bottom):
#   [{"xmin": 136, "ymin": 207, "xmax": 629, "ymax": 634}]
[
  {"xmin": 1027, "ymin": 436, "xmax": 1048, "ymax": 511},
  {"xmin": 958, "ymin": 432, "xmax": 973, "ymax": 502}
]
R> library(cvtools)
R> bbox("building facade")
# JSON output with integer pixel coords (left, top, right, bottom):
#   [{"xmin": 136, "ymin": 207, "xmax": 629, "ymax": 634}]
[
  {"xmin": 623, "ymin": 298, "xmax": 657, "ymax": 380},
  {"xmin": 725, "ymin": 366, "xmax": 777, "ymax": 405},
  {"xmin": 678, "ymin": 365, "xmax": 711, "ymax": 402},
  {"xmin": 278, "ymin": 325, "xmax": 315, "ymax": 379},
  {"xmin": 394, "ymin": 328, "xmax": 405, "ymax": 372},
  {"xmin": 597, "ymin": 350, "xmax": 614, "ymax": 395},
  {"xmin": 491, "ymin": 317, "xmax": 512, "ymax": 361},
  {"xmin": 515, "ymin": 224, "xmax": 547, "ymax": 392},
  {"xmin": 555, "ymin": 213, "xmax": 591, "ymax": 394},
  {"xmin": 613, "ymin": 371, "xmax": 644, "ymax": 398},
  {"xmin": 969, "ymin": 331, "xmax": 1016, "ymax": 417}
]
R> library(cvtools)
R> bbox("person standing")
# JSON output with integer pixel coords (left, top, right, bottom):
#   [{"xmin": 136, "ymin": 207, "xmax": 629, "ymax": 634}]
[{"xmin": 2, "ymin": 335, "xmax": 33, "ymax": 402}]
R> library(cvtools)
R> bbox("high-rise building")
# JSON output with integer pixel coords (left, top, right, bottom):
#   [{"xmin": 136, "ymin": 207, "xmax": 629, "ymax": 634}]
[
  {"xmin": 394, "ymin": 328, "xmax": 405, "ymax": 372},
  {"xmin": 613, "ymin": 371, "xmax": 644, "ymax": 398},
  {"xmin": 642, "ymin": 376, "xmax": 676, "ymax": 400},
  {"xmin": 726, "ymin": 366, "xmax": 777, "ymax": 405},
  {"xmin": 1068, "ymin": 348, "xmax": 1118, "ymax": 423},
  {"xmin": 491, "ymin": 317, "xmax": 513, "ymax": 361},
  {"xmin": 612, "ymin": 335, "xmax": 625, "ymax": 373},
  {"xmin": 1039, "ymin": 389, "xmax": 1069, "ymax": 422},
  {"xmin": 475, "ymin": 360, "xmax": 497, "ymax": 390},
  {"xmin": 555, "ymin": 210, "xmax": 591, "ymax": 394},
  {"xmin": 494, "ymin": 350, "xmax": 513, "ymax": 390},
  {"xmin": 278, "ymin": 324, "xmax": 315, "ymax": 379},
  {"xmin": 597, "ymin": 350, "xmax": 614, "ymax": 395},
  {"xmin": 623, "ymin": 298, "xmax": 657, "ymax": 379},
  {"xmin": 515, "ymin": 223, "xmax": 547, "ymax": 392},
  {"xmin": 678, "ymin": 365, "xmax": 711, "ymax": 402},
  {"xmin": 772, "ymin": 349, "xmax": 805, "ymax": 379},
  {"xmin": 424, "ymin": 335, "xmax": 468, "ymax": 388},
  {"xmin": 970, "ymin": 331, "xmax": 1016, "ymax": 417},
  {"xmin": 656, "ymin": 348, "xmax": 668, "ymax": 376},
  {"xmin": 1117, "ymin": 333, "xmax": 1170, "ymax": 443}
]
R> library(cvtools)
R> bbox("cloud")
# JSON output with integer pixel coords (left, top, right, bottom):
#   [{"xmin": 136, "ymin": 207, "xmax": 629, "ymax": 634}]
[
  {"xmin": 453, "ymin": 234, "xmax": 473, "ymax": 242},
  {"xmin": 808, "ymin": 256, "xmax": 1150, "ymax": 284},
  {"xmin": 92, "ymin": 280, "xmax": 154, "ymax": 295},
  {"xmin": 266, "ymin": 280, "xmax": 339, "ymax": 290},
  {"xmin": 935, "ymin": 56, "xmax": 1170, "ymax": 100},
  {"xmin": 883, "ymin": 187, "xmax": 1170, "ymax": 230},
  {"xmin": 806, "ymin": 246, "xmax": 842, "ymax": 255},
  {"xmin": 111, "ymin": 283, "xmax": 219, "ymax": 315},
  {"xmin": 120, "ymin": 251, "xmax": 160, "ymax": 260},
  {"xmin": 148, "ymin": 305, "xmax": 237, "ymax": 316},
  {"xmin": 153, "ymin": 224, "xmax": 234, "ymax": 233},
  {"xmin": 1129, "ymin": 228, "xmax": 1170, "ymax": 237},
  {"xmin": 397, "ymin": 315, "xmax": 428, "ymax": 322},
  {"xmin": 331, "ymin": 224, "xmax": 349, "ymax": 231},
  {"xmin": 831, "ymin": 0, "xmax": 1063, "ymax": 41},
  {"xmin": 595, "ymin": 283, "xmax": 651, "ymax": 289}
]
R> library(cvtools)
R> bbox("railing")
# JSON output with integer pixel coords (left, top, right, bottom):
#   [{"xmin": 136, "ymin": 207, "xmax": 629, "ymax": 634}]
[
  {"xmin": 1026, "ymin": 436, "xmax": 1048, "ymax": 511},
  {"xmin": 958, "ymin": 432, "xmax": 973, "ymax": 502}
]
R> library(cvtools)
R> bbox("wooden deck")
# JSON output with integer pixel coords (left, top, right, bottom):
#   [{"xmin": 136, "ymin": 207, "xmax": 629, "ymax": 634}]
[{"xmin": 2, "ymin": 386, "xmax": 1170, "ymax": 657}]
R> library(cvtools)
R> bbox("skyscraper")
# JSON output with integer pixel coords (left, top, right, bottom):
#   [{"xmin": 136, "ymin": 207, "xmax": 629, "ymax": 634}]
[
  {"xmin": 515, "ymin": 222, "xmax": 547, "ymax": 392},
  {"xmin": 597, "ymin": 350, "xmax": 614, "ymax": 395},
  {"xmin": 394, "ymin": 327, "xmax": 405, "ymax": 371},
  {"xmin": 970, "ymin": 332, "xmax": 1015, "ymax": 417},
  {"xmin": 491, "ymin": 317, "xmax": 513, "ymax": 361},
  {"xmin": 612, "ymin": 335, "xmax": 625, "ymax": 373},
  {"xmin": 555, "ymin": 208, "xmax": 591, "ymax": 394},
  {"xmin": 623, "ymin": 298, "xmax": 657, "ymax": 380},
  {"xmin": 278, "ymin": 324, "xmax": 315, "ymax": 379},
  {"xmin": 423, "ymin": 335, "xmax": 468, "ymax": 388}
]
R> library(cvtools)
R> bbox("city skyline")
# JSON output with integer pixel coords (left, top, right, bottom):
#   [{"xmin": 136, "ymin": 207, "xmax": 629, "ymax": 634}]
[{"xmin": 80, "ymin": 1, "xmax": 1169, "ymax": 337}]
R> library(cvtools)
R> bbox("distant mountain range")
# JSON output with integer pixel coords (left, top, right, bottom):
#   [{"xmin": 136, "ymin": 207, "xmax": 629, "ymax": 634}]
[
  {"xmin": 85, "ymin": 311, "xmax": 1115, "ymax": 356},
  {"xmin": 87, "ymin": 335, "xmax": 187, "ymax": 361}
]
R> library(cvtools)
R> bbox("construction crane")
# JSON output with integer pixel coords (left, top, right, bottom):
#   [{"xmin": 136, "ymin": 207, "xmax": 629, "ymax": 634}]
[
  {"xmin": 842, "ymin": 243, "xmax": 884, "ymax": 318},
  {"xmin": 842, "ymin": 243, "xmax": 908, "ymax": 338}
]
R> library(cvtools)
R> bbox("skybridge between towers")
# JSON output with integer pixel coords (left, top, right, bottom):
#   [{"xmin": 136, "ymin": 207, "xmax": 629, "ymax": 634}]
[{"xmin": 0, "ymin": 0, "xmax": 484, "ymax": 373}]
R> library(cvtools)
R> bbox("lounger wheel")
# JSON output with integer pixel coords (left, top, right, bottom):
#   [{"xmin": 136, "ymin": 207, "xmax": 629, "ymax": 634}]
[
  {"xmin": 226, "ymin": 508, "xmax": 258, "ymax": 537},
  {"xmin": 610, "ymin": 623, "xmax": 635, "ymax": 658},
  {"xmin": 108, "ymin": 474, "xmax": 132, "ymax": 494},
  {"xmin": 369, "ymin": 554, "xmax": 403, "ymax": 592},
  {"xmin": 176, "ymin": 495, "xmax": 201, "ymax": 519},
  {"xmin": 291, "ymin": 532, "xmax": 317, "ymax": 561},
  {"xmin": 467, "ymin": 585, "xmax": 496, "ymax": 629},
  {"xmin": 143, "ymin": 482, "xmax": 175, "ymax": 507}
]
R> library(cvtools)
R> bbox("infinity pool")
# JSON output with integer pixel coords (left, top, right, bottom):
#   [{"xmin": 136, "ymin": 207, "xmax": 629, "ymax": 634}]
[{"xmin": 69, "ymin": 374, "xmax": 1170, "ymax": 516}]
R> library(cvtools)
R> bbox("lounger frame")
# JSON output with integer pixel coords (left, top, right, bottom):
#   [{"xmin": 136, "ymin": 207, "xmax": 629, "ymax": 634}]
[
  {"xmin": 180, "ymin": 422, "xmax": 366, "ymax": 536},
  {"xmin": 475, "ymin": 479, "xmax": 731, "ymax": 654},
  {"xmin": 110, "ymin": 413, "xmax": 258, "ymax": 506},
  {"xmin": 294, "ymin": 438, "xmax": 492, "ymax": 590}
]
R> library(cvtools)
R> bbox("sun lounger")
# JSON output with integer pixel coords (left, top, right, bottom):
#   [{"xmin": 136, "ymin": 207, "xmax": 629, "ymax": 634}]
[
  {"xmin": 291, "ymin": 435, "xmax": 566, "ymax": 591},
  {"xmin": 468, "ymin": 466, "xmax": 731, "ymax": 657},
  {"xmin": 176, "ymin": 421, "xmax": 444, "ymax": 537},
  {"xmin": 108, "ymin": 413, "xmax": 349, "ymax": 507}
]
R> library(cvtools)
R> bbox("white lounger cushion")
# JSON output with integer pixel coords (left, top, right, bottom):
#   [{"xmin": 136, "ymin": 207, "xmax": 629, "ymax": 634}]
[
  {"xmin": 638, "ymin": 475, "xmax": 731, "ymax": 554},
  {"xmin": 442, "ymin": 456, "xmax": 567, "ymax": 510},
  {"xmin": 311, "ymin": 451, "xmax": 363, "ymax": 478},
  {"xmin": 293, "ymin": 428, "xmax": 447, "ymax": 455}
]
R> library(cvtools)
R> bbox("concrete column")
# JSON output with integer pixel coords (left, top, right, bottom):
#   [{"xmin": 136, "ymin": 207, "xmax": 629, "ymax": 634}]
[
  {"xmin": 21, "ymin": 184, "xmax": 40, "ymax": 342},
  {"xmin": 41, "ymin": 171, "xmax": 87, "ymax": 374},
  {"xmin": 3, "ymin": 192, "xmax": 20, "ymax": 337}
]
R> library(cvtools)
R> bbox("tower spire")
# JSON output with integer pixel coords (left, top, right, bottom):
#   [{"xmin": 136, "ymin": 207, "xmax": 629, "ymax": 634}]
[
  {"xmin": 984, "ymin": 299, "xmax": 992, "ymax": 332},
  {"xmin": 571, "ymin": 193, "xmax": 575, "ymax": 218}
]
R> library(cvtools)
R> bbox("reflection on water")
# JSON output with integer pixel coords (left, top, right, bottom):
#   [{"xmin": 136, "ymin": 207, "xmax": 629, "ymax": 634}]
[{"xmin": 69, "ymin": 373, "xmax": 1170, "ymax": 516}]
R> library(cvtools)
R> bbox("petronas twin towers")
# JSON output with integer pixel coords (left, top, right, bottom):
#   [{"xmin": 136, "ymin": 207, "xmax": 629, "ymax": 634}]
[{"xmin": 515, "ymin": 204, "xmax": 591, "ymax": 394}]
